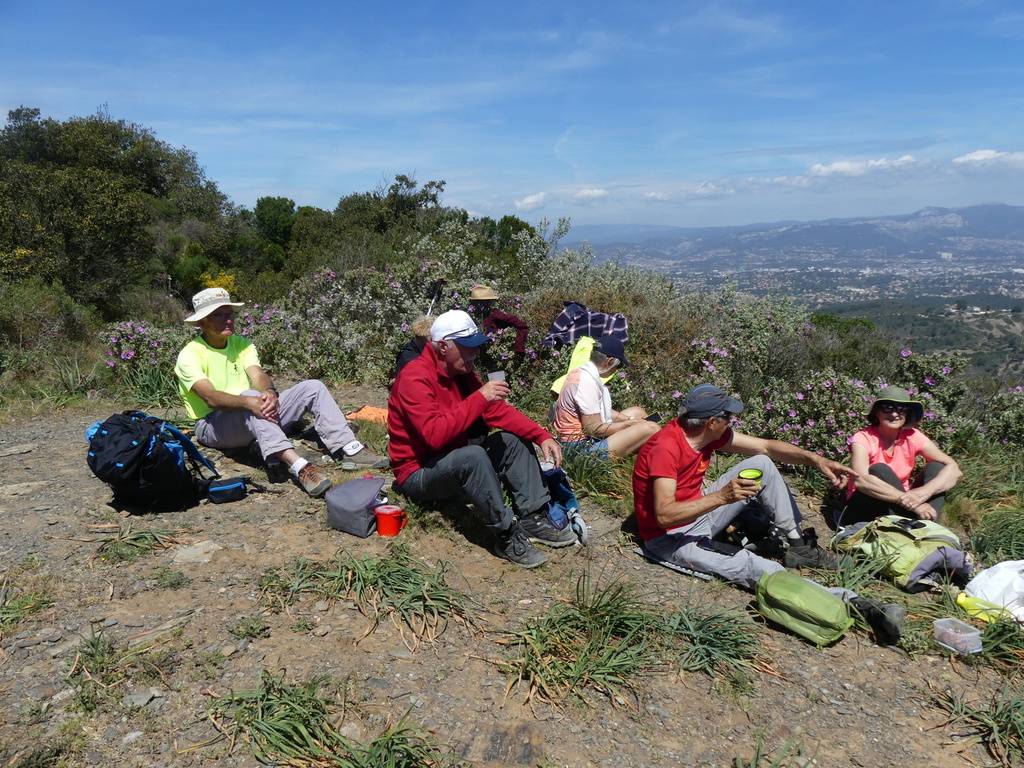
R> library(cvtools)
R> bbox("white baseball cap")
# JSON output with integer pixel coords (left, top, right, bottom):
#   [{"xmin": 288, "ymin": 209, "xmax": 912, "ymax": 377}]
[
  {"xmin": 184, "ymin": 287, "xmax": 244, "ymax": 323},
  {"xmin": 430, "ymin": 310, "xmax": 489, "ymax": 347}
]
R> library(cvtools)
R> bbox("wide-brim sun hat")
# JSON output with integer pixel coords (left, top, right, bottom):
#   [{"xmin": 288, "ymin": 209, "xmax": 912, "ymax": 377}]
[
  {"xmin": 430, "ymin": 309, "xmax": 489, "ymax": 347},
  {"xmin": 865, "ymin": 385, "xmax": 924, "ymax": 426},
  {"xmin": 185, "ymin": 287, "xmax": 244, "ymax": 323},
  {"xmin": 469, "ymin": 284, "xmax": 500, "ymax": 301}
]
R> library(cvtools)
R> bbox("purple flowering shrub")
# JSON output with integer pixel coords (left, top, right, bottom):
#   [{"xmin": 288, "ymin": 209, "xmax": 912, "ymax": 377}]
[{"xmin": 101, "ymin": 321, "xmax": 193, "ymax": 407}]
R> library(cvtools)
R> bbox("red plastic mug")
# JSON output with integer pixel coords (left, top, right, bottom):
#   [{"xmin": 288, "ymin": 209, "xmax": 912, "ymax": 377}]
[{"xmin": 374, "ymin": 505, "xmax": 407, "ymax": 537}]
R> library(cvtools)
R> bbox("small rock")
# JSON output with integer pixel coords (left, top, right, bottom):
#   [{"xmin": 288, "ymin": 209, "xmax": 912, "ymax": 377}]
[
  {"xmin": 102, "ymin": 618, "xmax": 119, "ymax": 628},
  {"xmin": 0, "ymin": 443, "xmax": 36, "ymax": 458},
  {"xmin": 220, "ymin": 644, "xmax": 237, "ymax": 658},
  {"xmin": 122, "ymin": 690, "xmax": 155, "ymax": 709},
  {"xmin": 85, "ymin": 751, "xmax": 103, "ymax": 765},
  {"xmin": 172, "ymin": 540, "xmax": 223, "ymax": 565},
  {"xmin": 0, "ymin": 481, "xmax": 48, "ymax": 497},
  {"xmin": 122, "ymin": 731, "xmax": 144, "ymax": 745},
  {"xmin": 50, "ymin": 687, "xmax": 76, "ymax": 704},
  {"xmin": 38, "ymin": 627, "xmax": 62, "ymax": 643},
  {"xmin": 14, "ymin": 636, "xmax": 42, "ymax": 649},
  {"xmin": 389, "ymin": 649, "xmax": 414, "ymax": 660},
  {"xmin": 312, "ymin": 626, "xmax": 330, "ymax": 637},
  {"xmin": 313, "ymin": 601, "xmax": 330, "ymax": 612}
]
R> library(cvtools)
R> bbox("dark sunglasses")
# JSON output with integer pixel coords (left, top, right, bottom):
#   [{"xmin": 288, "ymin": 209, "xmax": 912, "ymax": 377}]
[{"xmin": 878, "ymin": 403, "xmax": 908, "ymax": 413}]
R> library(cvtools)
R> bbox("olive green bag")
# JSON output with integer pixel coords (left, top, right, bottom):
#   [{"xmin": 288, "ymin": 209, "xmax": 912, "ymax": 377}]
[{"xmin": 754, "ymin": 570, "xmax": 853, "ymax": 646}]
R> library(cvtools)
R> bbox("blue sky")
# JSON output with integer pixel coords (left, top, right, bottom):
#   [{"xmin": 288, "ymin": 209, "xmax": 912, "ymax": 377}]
[{"xmin": 2, "ymin": 1, "xmax": 1023, "ymax": 226}]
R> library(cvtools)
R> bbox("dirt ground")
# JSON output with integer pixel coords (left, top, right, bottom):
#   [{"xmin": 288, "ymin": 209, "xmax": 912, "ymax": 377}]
[{"xmin": 0, "ymin": 388, "xmax": 1009, "ymax": 768}]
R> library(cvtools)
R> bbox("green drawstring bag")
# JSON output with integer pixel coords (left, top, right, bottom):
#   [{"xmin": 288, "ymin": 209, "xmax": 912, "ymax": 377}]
[{"xmin": 755, "ymin": 570, "xmax": 853, "ymax": 646}]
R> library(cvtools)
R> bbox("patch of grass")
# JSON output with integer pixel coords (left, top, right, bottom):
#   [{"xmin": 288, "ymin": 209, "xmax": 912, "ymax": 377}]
[
  {"xmin": 260, "ymin": 543, "xmax": 473, "ymax": 650},
  {"xmin": 350, "ymin": 418, "xmax": 388, "ymax": 457},
  {"xmin": 732, "ymin": 734, "xmax": 808, "ymax": 767},
  {"xmin": 192, "ymin": 650, "xmax": 226, "ymax": 680},
  {"xmin": 117, "ymin": 363, "xmax": 179, "ymax": 410},
  {"xmin": 148, "ymin": 567, "xmax": 190, "ymax": 590},
  {"xmin": 663, "ymin": 605, "xmax": 763, "ymax": 690},
  {"xmin": 971, "ymin": 504, "xmax": 1024, "ymax": 565},
  {"xmin": 5, "ymin": 730, "xmax": 82, "ymax": 768},
  {"xmin": 207, "ymin": 671, "xmax": 460, "ymax": 766},
  {"xmin": 560, "ymin": 450, "xmax": 633, "ymax": 501},
  {"xmin": 982, "ymin": 619, "xmax": 1024, "ymax": 675},
  {"xmin": 290, "ymin": 617, "xmax": 314, "ymax": 633},
  {"xmin": 499, "ymin": 573, "xmax": 660, "ymax": 706},
  {"xmin": 952, "ymin": 447, "xmax": 1024, "ymax": 508},
  {"xmin": 934, "ymin": 685, "xmax": 1024, "ymax": 767},
  {"xmin": 228, "ymin": 616, "xmax": 270, "ymax": 640},
  {"xmin": 95, "ymin": 523, "xmax": 178, "ymax": 563},
  {"xmin": 66, "ymin": 630, "xmax": 182, "ymax": 713},
  {"xmin": 0, "ymin": 579, "xmax": 52, "ymax": 632}
]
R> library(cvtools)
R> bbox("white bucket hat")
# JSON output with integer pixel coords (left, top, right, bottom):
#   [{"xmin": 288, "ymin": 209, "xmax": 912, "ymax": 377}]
[{"xmin": 185, "ymin": 287, "xmax": 244, "ymax": 323}]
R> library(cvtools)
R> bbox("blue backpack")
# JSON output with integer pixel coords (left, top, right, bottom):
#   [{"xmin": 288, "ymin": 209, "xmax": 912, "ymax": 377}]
[{"xmin": 86, "ymin": 411, "xmax": 218, "ymax": 509}]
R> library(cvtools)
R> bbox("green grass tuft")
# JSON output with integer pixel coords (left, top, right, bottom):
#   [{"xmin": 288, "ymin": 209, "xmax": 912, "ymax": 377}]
[
  {"xmin": 207, "ymin": 671, "xmax": 460, "ymax": 766},
  {"xmin": 663, "ymin": 605, "xmax": 762, "ymax": 686},
  {"xmin": 499, "ymin": 573, "xmax": 660, "ymax": 706},
  {"xmin": 0, "ymin": 580, "xmax": 52, "ymax": 632},
  {"xmin": 560, "ymin": 450, "xmax": 633, "ymax": 500},
  {"xmin": 971, "ymin": 505, "xmax": 1024, "ymax": 565},
  {"xmin": 96, "ymin": 524, "xmax": 177, "ymax": 563},
  {"xmin": 934, "ymin": 685, "xmax": 1024, "ymax": 767},
  {"xmin": 229, "ymin": 616, "xmax": 270, "ymax": 640},
  {"xmin": 732, "ymin": 734, "xmax": 809, "ymax": 767},
  {"xmin": 148, "ymin": 567, "xmax": 190, "ymax": 590},
  {"xmin": 259, "ymin": 543, "xmax": 473, "ymax": 650}
]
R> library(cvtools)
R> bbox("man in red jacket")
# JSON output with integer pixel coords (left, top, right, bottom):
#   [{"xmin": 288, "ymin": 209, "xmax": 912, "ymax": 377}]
[{"xmin": 388, "ymin": 310, "xmax": 573, "ymax": 567}]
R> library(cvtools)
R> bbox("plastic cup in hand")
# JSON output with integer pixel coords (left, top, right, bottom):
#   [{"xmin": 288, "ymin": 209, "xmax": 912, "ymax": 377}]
[
  {"xmin": 487, "ymin": 370, "xmax": 506, "ymax": 382},
  {"xmin": 738, "ymin": 468, "xmax": 763, "ymax": 488}
]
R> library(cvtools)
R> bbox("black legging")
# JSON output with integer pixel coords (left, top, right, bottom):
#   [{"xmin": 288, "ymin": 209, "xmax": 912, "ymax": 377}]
[{"xmin": 839, "ymin": 461, "xmax": 946, "ymax": 527}]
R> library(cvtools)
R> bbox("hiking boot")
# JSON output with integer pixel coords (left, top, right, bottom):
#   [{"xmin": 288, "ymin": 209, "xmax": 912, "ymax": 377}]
[
  {"xmin": 783, "ymin": 529, "xmax": 848, "ymax": 570},
  {"xmin": 493, "ymin": 524, "xmax": 547, "ymax": 568},
  {"xmin": 295, "ymin": 464, "xmax": 331, "ymax": 497},
  {"xmin": 519, "ymin": 510, "xmax": 578, "ymax": 548},
  {"xmin": 337, "ymin": 447, "xmax": 389, "ymax": 471},
  {"xmin": 851, "ymin": 596, "xmax": 906, "ymax": 645}
]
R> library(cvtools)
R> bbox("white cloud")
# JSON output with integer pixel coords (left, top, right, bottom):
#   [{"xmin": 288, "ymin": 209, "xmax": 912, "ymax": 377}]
[
  {"xmin": 808, "ymin": 154, "xmax": 918, "ymax": 177},
  {"xmin": 514, "ymin": 192, "xmax": 547, "ymax": 212},
  {"xmin": 643, "ymin": 191, "xmax": 670, "ymax": 201},
  {"xmin": 952, "ymin": 148, "xmax": 1024, "ymax": 167},
  {"xmin": 574, "ymin": 187, "xmax": 609, "ymax": 200}
]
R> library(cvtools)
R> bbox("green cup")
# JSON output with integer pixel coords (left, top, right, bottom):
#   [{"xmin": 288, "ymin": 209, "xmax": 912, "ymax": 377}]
[{"xmin": 738, "ymin": 468, "xmax": 763, "ymax": 488}]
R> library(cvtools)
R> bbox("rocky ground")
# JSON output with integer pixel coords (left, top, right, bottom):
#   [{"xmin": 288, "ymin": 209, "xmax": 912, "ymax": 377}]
[{"xmin": 0, "ymin": 388, "xmax": 1010, "ymax": 767}]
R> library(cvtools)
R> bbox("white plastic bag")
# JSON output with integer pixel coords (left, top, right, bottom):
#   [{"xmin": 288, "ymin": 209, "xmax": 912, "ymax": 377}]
[{"xmin": 965, "ymin": 560, "xmax": 1024, "ymax": 621}]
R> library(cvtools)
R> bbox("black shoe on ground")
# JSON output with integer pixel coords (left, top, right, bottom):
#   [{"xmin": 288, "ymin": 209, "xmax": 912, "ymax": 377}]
[
  {"xmin": 519, "ymin": 510, "xmax": 578, "ymax": 548},
  {"xmin": 851, "ymin": 596, "xmax": 906, "ymax": 645},
  {"xmin": 493, "ymin": 524, "xmax": 547, "ymax": 568},
  {"xmin": 783, "ymin": 528, "xmax": 848, "ymax": 570}
]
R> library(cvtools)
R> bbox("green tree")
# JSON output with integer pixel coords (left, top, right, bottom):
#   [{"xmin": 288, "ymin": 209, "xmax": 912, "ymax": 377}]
[{"xmin": 254, "ymin": 196, "xmax": 296, "ymax": 246}]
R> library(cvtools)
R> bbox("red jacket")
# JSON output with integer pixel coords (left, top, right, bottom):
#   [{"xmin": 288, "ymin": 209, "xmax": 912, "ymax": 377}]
[{"xmin": 387, "ymin": 343, "xmax": 552, "ymax": 486}]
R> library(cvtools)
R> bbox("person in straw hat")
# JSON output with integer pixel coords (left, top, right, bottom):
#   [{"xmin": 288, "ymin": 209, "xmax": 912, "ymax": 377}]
[
  {"xmin": 174, "ymin": 288, "xmax": 386, "ymax": 497},
  {"xmin": 840, "ymin": 385, "xmax": 961, "ymax": 526},
  {"xmin": 467, "ymin": 284, "xmax": 529, "ymax": 355}
]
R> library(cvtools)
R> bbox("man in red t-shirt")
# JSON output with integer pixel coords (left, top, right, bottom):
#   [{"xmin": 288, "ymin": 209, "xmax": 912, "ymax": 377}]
[
  {"xmin": 388, "ymin": 310, "xmax": 574, "ymax": 569},
  {"xmin": 633, "ymin": 384, "xmax": 855, "ymax": 588}
]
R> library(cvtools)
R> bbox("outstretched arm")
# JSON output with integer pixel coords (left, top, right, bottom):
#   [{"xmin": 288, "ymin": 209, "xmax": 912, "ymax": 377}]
[{"xmin": 728, "ymin": 431, "xmax": 858, "ymax": 488}]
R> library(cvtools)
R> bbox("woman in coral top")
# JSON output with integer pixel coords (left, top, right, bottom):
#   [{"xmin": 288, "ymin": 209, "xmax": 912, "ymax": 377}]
[{"xmin": 841, "ymin": 386, "xmax": 961, "ymax": 526}]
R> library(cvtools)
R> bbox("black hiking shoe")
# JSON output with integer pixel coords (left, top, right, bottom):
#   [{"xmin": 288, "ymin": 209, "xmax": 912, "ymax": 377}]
[
  {"xmin": 493, "ymin": 524, "xmax": 547, "ymax": 568},
  {"xmin": 519, "ymin": 510, "xmax": 578, "ymax": 548},
  {"xmin": 336, "ymin": 447, "xmax": 389, "ymax": 471},
  {"xmin": 851, "ymin": 597, "xmax": 906, "ymax": 645},
  {"xmin": 783, "ymin": 528, "xmax": 848, "ymax": 570}
]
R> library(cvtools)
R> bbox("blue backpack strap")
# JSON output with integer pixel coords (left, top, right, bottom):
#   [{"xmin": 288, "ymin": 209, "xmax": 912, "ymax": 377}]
[{"xmin": 162, "ymin": 423, "xmax": 219, "ymax": 475}]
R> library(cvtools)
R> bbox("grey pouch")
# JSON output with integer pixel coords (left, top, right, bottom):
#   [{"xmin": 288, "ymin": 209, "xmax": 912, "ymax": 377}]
[{"xmin": 325, "ymin": 476, "xmax": 386, "ymax": 538}]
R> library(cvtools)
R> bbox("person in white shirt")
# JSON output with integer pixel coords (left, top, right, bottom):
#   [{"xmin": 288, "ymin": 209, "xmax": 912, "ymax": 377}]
[{"xmin": 551, "ymin": 336, "xmax": 659, "ymax": 459}]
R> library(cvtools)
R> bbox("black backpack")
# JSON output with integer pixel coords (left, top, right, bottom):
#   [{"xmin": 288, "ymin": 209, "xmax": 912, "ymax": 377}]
[{"xmin": 85, "ymin": 411, "xmax": 218, "ymax": 509}]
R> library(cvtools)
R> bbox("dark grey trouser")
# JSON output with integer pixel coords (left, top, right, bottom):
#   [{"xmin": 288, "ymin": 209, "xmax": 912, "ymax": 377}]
[
  {"xmin": 841, "ymin": 461, "xmax": 946, "ymax": 526},
  {"xmin": 643, "ymin": 456, "xmax": 799, "ymax": 589},
  {"xmin": 194, "ymin": 380, "xmax": 357, "ymax": 460},
  {"xmin": 396, "ymin": 431, "xmax": 550, "ymax": 533}
]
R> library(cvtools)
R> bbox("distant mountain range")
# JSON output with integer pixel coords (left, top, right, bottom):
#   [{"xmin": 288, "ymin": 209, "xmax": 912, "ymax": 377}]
[{"xmin": 564, "ymin": 204, "xmax": 1024, "ymax": 265}]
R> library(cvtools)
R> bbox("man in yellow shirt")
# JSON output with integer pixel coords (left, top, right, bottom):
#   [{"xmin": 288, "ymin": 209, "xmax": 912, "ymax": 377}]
[{"xmin": 174, "ymin": 288, "xmax": 386, "ymax": 496}]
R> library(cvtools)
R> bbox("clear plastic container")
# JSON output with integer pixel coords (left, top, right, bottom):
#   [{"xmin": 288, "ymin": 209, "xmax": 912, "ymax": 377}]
[{"xmin": 933, "ymin": 617, "xmax": 983, "ymax": 654}]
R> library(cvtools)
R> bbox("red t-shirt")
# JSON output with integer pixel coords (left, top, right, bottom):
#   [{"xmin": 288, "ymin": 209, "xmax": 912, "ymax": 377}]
[{"xmin": 632, "ymin": 420, "xmax": 733, "ymax": 541}]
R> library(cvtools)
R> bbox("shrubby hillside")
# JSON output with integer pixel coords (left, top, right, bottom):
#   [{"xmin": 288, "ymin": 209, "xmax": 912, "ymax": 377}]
[{"xmin": 2, "ymin": 106, "xmax": 1022, "ymax": 518}]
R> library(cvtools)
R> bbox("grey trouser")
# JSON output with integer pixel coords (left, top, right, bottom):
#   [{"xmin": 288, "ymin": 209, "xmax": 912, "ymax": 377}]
[
  {"xmin": 840, "ymin": 461, "xmax": 946, "ymax": 526},
  {"xmin": 644, "ymin": 455, "xmax": 800, "ymax": 589},
  {"xmin": 194, "ymin": 380, "xmax": 356, "ymax": 460},
  {"xmin": 396, "ymin": 431, "xmax": 550, "ymax": 533}
]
